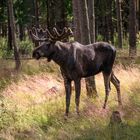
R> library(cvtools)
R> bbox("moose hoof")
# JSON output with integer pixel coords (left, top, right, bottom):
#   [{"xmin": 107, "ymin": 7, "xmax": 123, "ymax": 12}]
[
  {"xmin": 64, "ymin": 113, "xmax": 68, "ymax": 120},
  {"xmin": 118, "ymin": 100, "xmax": 122, "ymax": 105},
  {"xmin": 76, "ymin": 111, "xmax": 80, "ymax": 116},
  {"xmin": 103, "ymin": 105, "xmax": 106, "ymax": 109}
]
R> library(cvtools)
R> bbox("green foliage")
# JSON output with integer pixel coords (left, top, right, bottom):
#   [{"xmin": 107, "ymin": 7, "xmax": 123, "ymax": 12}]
[
  {"xmin": 0, "ymin": 37, "xmax": 34, "ymax": 58},
  {"xmin": 65, "ymin": 0, "xmax": 73, "ymax": 21},
  {"xmin": 18, "ymin": 38, "xmax": 34, "ymax": 56},
  {"xmin": 0, "ymin": 63, "xmax": 140, "ymax": 139},
  {"xmin": 0, "ymin": 0, "xmax": 7, "ymax": 23},
  {"xmin": 14, "ymin": 0, "xmax": 34, "ymax": 26},
  {"xmin": 96, "ymin": 34, "xmax": 104, "ymax": 41},
  {"xmin": 0, "ymin": 37, "xmax": 14, "ymax": 58},
  {"xmin": 21, "ymin": 60, "xmax": 58, "ymax": 75},
  {"xmin": 137, "ymin": 32, "xmax": 140, "ymax": 48},
  {"xmin": 0, "ymin": 77, "xmax": 12, "ymax": 92},
  {"xmin": 0, "ymin": 83, "xmax": 140, "ymax": 140}
]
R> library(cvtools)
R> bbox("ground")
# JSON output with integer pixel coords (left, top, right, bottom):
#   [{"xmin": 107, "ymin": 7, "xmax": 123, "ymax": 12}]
[{"xmin": 0, "ymin": 60, "xmax": 140, "ymax": 140}]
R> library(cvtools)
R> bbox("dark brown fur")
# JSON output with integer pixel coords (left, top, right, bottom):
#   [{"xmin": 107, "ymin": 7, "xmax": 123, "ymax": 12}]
[{"xmin": 33, "ymin": 41, "xmax": 122, "ymax": 116}]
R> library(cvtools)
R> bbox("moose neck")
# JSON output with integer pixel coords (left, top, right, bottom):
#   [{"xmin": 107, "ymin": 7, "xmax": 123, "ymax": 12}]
[{"xmin": 51, "ymin": 41, "xmax": 69, "ymax": 67}]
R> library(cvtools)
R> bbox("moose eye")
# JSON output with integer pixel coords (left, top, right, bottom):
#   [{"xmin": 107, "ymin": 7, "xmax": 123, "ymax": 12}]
[{"xmin": 45, "ymin": 43, "xmax": 51, "ymax": 50}]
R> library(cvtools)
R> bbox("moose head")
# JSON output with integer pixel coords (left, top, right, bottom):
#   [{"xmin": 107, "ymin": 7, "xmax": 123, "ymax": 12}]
[
  {"xmin": 29, "ymin": 26, "xmax": 73, "ymax": 61},
  {"xmin": 29, "ymin": 26, "xmax": 122, "ymax": 118},
  {"xmin": 29, "ymin": 26, "xmax": 73, "ymax": 43}
]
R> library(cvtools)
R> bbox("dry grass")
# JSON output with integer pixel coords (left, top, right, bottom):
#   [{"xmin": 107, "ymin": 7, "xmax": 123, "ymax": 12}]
[{"xmin": 0, "ymin": 62, "xmax": 140, "ymax": 140}]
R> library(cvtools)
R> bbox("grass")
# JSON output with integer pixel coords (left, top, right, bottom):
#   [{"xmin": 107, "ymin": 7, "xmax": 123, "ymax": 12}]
[
  {"xmin": 0, "ymin": 61, "xmax": 140, "ymax": 140},
  {"xmin": 1, "ymin": 35, "xmax": 140, "ymax": 139},
  {"xmin": 0, "ymin": 39, "xmax": 140, "ymax": 139}
]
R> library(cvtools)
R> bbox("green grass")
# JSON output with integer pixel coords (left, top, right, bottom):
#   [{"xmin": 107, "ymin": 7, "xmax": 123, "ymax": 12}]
[
  {"xmin": 0, "ymin": 59, "xmax": 59, "ymax": 92},
  {"xmin": 1, "ymin": 90, "xmax": 140, "ymax": 140},
  {"xmin": 0, "ymin": 62, "xmax": 140, "ymax": 140},
  {"xmin": 0, "ymin": 42, "xmax": 140, "ymax": 139}
]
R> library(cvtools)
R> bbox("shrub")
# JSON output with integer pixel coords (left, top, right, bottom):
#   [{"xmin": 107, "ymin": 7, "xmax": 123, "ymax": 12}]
[
  {"xmin": 18, "ymin": 38, "xmax": 34, "ymax": 57},
  {"xmin": 0, "ymin": 37, "xmax": 13, "ymax": 59},
  {"xmin": 0, "ymin": 37, "xmax": 34, "ymax": 59}
]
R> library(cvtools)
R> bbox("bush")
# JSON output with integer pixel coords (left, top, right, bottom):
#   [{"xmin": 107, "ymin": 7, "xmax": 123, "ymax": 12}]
[
  {"xmin": 0, "ymin": 37, "xmax": 13, "ymax": 59},
  {"xmin": 137, "ymin": 32, "xmax": 140, "ymax": 48},
  {"xmin": 0, "ymin": 37, "xmax": 34, "ymax": 59},
  {"xmin": 18, "ymin": 38, "xmax": 34, "ymax": 57}
]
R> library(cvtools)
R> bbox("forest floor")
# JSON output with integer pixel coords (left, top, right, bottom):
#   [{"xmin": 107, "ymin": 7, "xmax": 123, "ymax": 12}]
[{"xmin": 0, "ymin": 60, "xmax": 140, "ymax": 140}]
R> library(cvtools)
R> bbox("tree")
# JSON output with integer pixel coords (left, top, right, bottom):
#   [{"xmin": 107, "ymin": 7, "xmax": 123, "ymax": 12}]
[
  {"xmin": 87, "ymin": 0, "xmax": 98, "ymax": 97},
  {"xmin": 129, "ymin": 0, "xmax": 137, "ymax": 57},
  {"xmin": 74, "ymin": 0, "xmax": 97, "ymax": 97},
  {"xmin": 72, "ymin": 0, "xmax": 81, "ymax": 42},
  {"xmin": 106, "ymin": 0, "xmax": 114, "ymax": 43},
  {"xmin": 136, "ymin": 0, "xmax": 140, "ymax": 31},
  {"xmin": 7, "ymin": 2, "xmax": 12, "ymax": 50},
  {"xmin": 116, "ymin": 0, "xmax": 123, "ymax": 48},
  {"xmin": 8, "ymin": 0, "xmax": 21, "ymax": 70},
  {"xmin": 0, "ymin": 0, "xmax": 7, "ymax": 37},
  {"xmin": 87, "ymin": 0, "xmax": 95, "ymax": 43},
  {"xmin": 94, "ymin": 0, "xmax": 115, "ymax": 42},
  {"xmin": 46, "ymin": 0, "xmax": 67, "ymax": 30},
  {"xmin": 34, "ymin": 0, "xmax": 39, "ymax": 27}
]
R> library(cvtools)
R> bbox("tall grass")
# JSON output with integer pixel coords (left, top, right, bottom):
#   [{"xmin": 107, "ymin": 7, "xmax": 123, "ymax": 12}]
[
  {"xmin": 0, "ymin": 63, "xmax": 140, "ymax": 140},
  {"xmin": 0, "ymin": 33, "xmax": 140, "ymax": 139}
]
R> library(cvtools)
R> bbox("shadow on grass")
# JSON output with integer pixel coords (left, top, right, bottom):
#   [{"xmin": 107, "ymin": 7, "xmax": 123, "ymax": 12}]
[{"xmin": 73, "ymin": 122, "xmax": 140, "ymax": 140}]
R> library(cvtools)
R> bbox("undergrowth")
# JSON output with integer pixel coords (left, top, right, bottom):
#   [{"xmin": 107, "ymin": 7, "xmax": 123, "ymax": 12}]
[{"xmin": 0, "ymin": 59, "xmax": 59, "ymax": 92}]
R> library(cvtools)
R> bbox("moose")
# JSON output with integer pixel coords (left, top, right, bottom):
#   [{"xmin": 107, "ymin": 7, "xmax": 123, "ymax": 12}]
[{"xmin": 29, "ymin": 27, "xmax": 122, "ymax": 117}]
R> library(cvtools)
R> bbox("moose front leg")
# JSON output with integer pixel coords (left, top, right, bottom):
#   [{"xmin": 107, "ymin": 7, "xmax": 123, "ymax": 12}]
[
  {"xmin": 64, "ymin": 78, "xmax": 72, "ymax": 116},
  {"xmin": 74, "ymin": 79, "xmax": 81, "ymax": 115},
  {"xmin": 103, "ymin": 72, "xmax": 111, "ymax": 109}
]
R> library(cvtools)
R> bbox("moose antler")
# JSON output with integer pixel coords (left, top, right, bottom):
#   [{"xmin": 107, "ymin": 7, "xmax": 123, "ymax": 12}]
[
  {"xmin": 29, "ymin": 26, "xmax": 73, "ymax": 43},
  {"xmin": 44, "ymin": 28, "xmax": 55, "ymax": 40},
  {"xmin": 29, "ymin": 26, "xmax": 50, "ymax": 42},
  {"xmin": 51, "ymin": 27, "xmax": 73, "ymax": 41},
  {"xmin": 29, "ymin": 29, "xmax": 47, "ymax": 42}
]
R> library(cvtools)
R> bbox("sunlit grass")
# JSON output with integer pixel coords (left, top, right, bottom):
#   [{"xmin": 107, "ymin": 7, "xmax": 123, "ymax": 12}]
[{"xmin": 0, "ymin": 63, "xmax": 140, "ymax": 139}]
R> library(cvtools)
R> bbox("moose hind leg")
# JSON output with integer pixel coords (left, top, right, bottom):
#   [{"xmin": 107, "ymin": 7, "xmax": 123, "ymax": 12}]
[
  {"xmin": 103, "ymin": 72, "xmax": 111, "ymax": 109},
  {"xmin": 111, "ymin": 72, "xmax": 122, "ymax": 106}
]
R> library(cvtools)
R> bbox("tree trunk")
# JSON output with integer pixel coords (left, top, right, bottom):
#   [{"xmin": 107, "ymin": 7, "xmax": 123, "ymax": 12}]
[
  {"xmin": 72, "ymin": 0, "xmax": 81, "ymax": 42},
  {"xmin": 116, "ymin": 0, "xmax": 123, "ymax": 48},
  {"xmin": 46, "ymin": 0, "xmax": 56, "ymax": 29},
  {"xmin": 129, "ymin": 0, "xmax": 137, "ymax": 57},
  {"xmin": 19, "ymin": 24, "xmax": 24, "ymax": 41},
  {"xmin": 8, "ymin": 0, "xmax": 21, "ymax": 70},
  {"xmin": 33, "ymin": 0, "xmax": 39, "ymax": 47},
  {"xmin": 77, "ymin": 0, "xmax": 97, "ymax": 97},
  {"xmin": 7, "ymin": 0, "xmax": 13, "ymax": 51},
  {"xmin": 104, "ymin": 16, "xmax": 109, "ymax": 42},
  {"xmin": 138, "ymin": 0, "xmax": 140, "ymax": 31},
  {"xmin": 136, "ymin": 0, "xmax": 139, "ymax": 32},
  {"xmin": 78, "ymin": 0, "xmax": 90, "ymax": 44},
  {"xmin": 87, "ymin": 0, "xmax": 98, "ymax": 97},
  {"xmin": 7, "ymin": 5, "xmax": 13, "ymax": 50},
  {"xmin": 1, "ymin": 23, "xmax": 7, "ymax": 37},
  {"xmin": 0, "ymin": 0, "xmax": 7, "ymax": 37},
  {"xmin": 46, "ymin": 0, "xmax": 67, "ymax": 30},
  {"xmin": 107, "ymin": 0, "xmax": 114, "ymax": 43},
  {"xmin": 87, "ymin": 0, "xmax": 95, "ymax": 43},
  {"xmin": 34, "ymin": 0, "xmax": 39, "ymax": 27}
]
